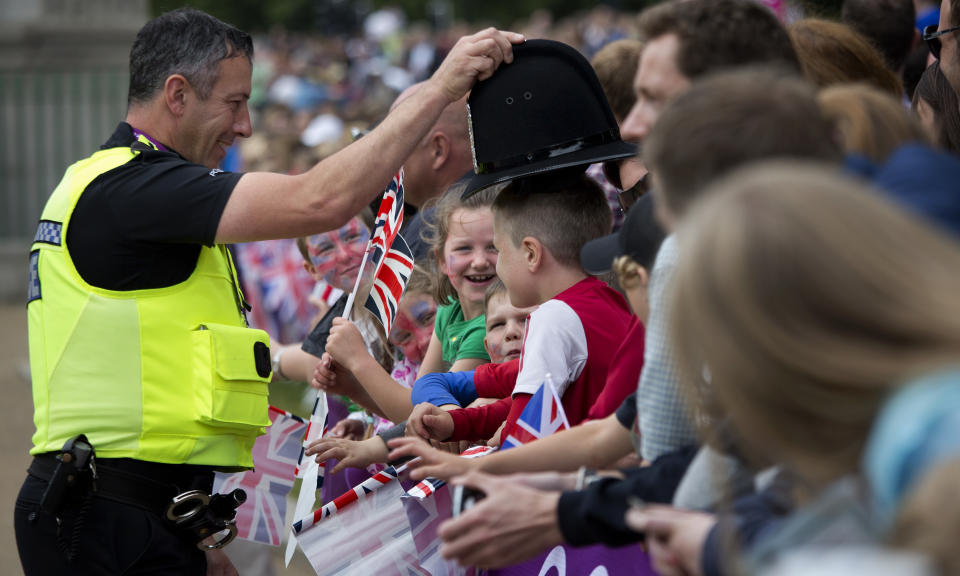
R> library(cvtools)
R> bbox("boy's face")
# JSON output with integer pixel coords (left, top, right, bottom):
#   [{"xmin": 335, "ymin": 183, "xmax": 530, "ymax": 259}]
[
  {"xmin": 483, "ymin": 292, "xmax": 537, "ymax": 364},
  {"xmin": 493, "ymin": 218, "xmax": 538, "ymax": 308},
  {"xmin": 303, "ymin": 217, "xmax": 370, "ymax": 291},
  {"xmin": 388, "ymin": 292, "xmax": 437, "ymax": 365}
]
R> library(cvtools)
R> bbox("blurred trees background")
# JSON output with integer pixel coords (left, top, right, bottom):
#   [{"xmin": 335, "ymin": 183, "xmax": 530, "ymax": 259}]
[{"xmin": 150, "ymin": 0, "xmax": 844, "ymax": 34}]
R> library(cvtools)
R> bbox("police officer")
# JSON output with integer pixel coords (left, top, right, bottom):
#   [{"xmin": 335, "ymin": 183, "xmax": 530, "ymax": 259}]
[{"xmin": 15, "ymin": 8, "xmax": 522, "ymax": 575}]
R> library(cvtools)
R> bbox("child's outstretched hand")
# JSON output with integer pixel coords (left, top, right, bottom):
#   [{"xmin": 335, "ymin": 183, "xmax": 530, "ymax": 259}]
[
  {"xmin": 329, "ymin": 417, "xmax": 366, "ymax": 441},
  {"xmin": 326, "ymin": 318, "xmax": 370, "ymax": 373},
  {"xmin": 387, "ymin": 437, "xmax": 478, "ymax": 481},
  {"xmin": 305, "ymin": 436, "xmax": 388, "ymax": 474},
  {"xmin": 407, "ymin": 402, "xmax": 455, "ymax": 442}
]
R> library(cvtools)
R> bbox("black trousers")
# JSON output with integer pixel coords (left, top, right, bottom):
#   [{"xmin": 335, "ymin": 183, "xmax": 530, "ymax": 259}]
[{"xmin": 15, "ymin": 473, "xmax": 207, "ymax": 575}]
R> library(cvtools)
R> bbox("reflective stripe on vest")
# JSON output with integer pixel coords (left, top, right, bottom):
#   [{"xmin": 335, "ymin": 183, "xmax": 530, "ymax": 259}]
[{"xmin": 27, "ymin": 138, "xmax": 270, "ymax": 468}]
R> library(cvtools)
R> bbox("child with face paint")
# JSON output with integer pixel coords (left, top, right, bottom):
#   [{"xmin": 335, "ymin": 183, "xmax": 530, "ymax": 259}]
[
  {"xmin": 305, "ymin": 279, "xmax": 530, "ymax": 473},
  {"xmin": 313, "ymin": 267, "xmax": 441, "ymax": 434},
  {"xmin": 406, "ymin": 280, "xmax": 536, "ymax": 411},
  {"xmin": 312, "ymin": 183, "xmax": 502, "ymax": 422},
  {"xmin": 387, "ymin": 276, "xmax": 438, "ymax": 384},
  {"xmin": 386, "ymin": 196, "xmax": 664, "ymax": 483},
  {"xmin": 415, "ymin": 183, "xmax": 504, "ymax": 377},
  {"xmin": 268, "ymin": 209, "xmax": 395, "ymax": 420},
  {"xmin": 299, "ymin": 216, "xmax": 371, "ymax": 293}
]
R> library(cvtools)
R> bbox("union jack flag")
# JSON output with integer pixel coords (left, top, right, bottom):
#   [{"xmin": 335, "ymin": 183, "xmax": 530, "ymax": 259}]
[
  {"xmin": 213, "ymin": 406, "xmax": 307, "ymax": 546},
  {"xmin": 501, "ymin": 376, "xmax": 570, "ymax": 450},
  {"xmin": 234, "ymin": 239, "xmax": 317, "ymax": 343},
  {"xmin": 364, "ymin": 233, "xmax": 414, "ymax": 334},
  {"xmin": 368, "ymin": 169, "xmax": 405, "ymax": 275}
]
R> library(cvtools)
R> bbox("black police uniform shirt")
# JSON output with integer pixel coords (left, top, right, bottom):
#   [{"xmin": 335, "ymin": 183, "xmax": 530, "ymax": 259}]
[{"xmin": 68, "ymin": 123, "xmax": 243, "ymax": 291}]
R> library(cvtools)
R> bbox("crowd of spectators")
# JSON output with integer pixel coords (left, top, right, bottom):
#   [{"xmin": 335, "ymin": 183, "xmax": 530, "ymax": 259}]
[{"xmin": 234, "ymin": 1, "xmax": 960, "ymax": 574}]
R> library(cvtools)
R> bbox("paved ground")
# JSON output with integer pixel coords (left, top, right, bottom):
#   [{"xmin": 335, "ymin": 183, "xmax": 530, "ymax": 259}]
[
  {"xmin": 0, "ymin": 304, "xmax": 34, "ymax": 575},
  {"xmin": 0, "ymin": 305, "xmax": 315, "ymax": 575}
]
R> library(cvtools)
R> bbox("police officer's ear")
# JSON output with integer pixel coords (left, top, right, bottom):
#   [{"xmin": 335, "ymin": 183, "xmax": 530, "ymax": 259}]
[{"xmin": 163, "ymin": 74, "xmax": 190, "ymax": 117}]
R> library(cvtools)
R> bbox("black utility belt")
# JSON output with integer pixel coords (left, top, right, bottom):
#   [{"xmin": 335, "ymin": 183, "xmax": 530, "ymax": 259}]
[
  {"xmin": 29, "ymin": 454, "xmax": 215, "ymax": 516},
  {"xmin": 30, "ymin": 450, "xmax": 245, "ymax": 550}
]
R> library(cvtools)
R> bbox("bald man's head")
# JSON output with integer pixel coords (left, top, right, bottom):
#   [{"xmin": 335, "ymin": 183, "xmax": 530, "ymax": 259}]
[{"xmin": 391, "ymin": 83, "xmax": 473, "ymax": 206}]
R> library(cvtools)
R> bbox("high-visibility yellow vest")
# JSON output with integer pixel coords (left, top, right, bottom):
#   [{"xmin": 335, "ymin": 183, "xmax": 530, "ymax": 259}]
[{"xmin": 27, "ymin": 137, "xmax": 271, "ymax": 468}]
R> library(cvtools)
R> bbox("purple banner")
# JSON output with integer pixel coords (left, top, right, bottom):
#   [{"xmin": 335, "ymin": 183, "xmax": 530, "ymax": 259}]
[{"xmin": 488, "ymin": 544, "xmax": 655, "ymax": 576}]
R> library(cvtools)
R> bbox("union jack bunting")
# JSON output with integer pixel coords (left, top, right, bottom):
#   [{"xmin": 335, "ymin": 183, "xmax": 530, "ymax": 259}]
[
  {"xmin": 295, "ymin": 470, "xmax": 432, "ymax": 576},
  {"xmin": 406, "ymin": 476, "xmax": 445, "ymax": 501},
  {"xmin": 213, "ymin": 406, "xmax": 307, "ymax": 546},
  {"xmin": 501, "ymin": 376, "xmax": 570, "ymax": 450},
  {"xmin": 363, "ymin": 233, "xmax": 414, "ymax": 334},
  {"xmin": 405, "ymin": 445, "xmax": 496, "ymax": 501},
  {"xmin": 293, "ymin": 464, "xmax": 404, "ymax": 535},
  {"xmin": 402, "ymin": 483, "xmax": 454, "ymax": 574}
]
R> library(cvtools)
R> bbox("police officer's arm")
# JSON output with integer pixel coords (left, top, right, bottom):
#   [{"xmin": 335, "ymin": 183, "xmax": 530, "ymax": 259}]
[{"xmin": 215, "ymin": 28, "xmax": 524, "ymax": 244}]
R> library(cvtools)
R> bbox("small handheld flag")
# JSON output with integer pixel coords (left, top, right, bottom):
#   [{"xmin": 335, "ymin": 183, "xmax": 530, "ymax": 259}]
[
  {"xmin": 342, "ymin": 169, "xmax": 406, "ymax": 319},
  {"xmin": 501, "ymin": 374, "xmax": 570, "ymax": 450},
  {"xmin": 363, "ymin": 233, "xmax": 414, "ymax": 334}
]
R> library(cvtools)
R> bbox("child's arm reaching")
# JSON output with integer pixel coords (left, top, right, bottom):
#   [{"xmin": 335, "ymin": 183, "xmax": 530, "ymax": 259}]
[
  {"xmin": 324, "ymin": 317, "xmax": 414, "ymax": 423},
  {"xmin": 388, "ymin": 411, "xmax": 634, "ymax": 482},
  {"xmin": 311, "ymin": 352, "xmax": 383, "ymax": 413},
  {"xmin": 269, "ymin": 343, "xmax": 321, "ymax": 383},
  {"xmin": 407, "ymin": 397, "xmax": 513, "ymax": 443},
  {"xmin": 410, "ymin": 371, "xmax": 479, "ymax": 408},
  {"xmin": 305, "ymin": 435, "xmax": 389, "ymax": 474}
]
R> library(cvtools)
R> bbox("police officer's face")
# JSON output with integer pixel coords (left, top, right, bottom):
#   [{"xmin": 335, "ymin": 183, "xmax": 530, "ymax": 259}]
[{"xmin": 182, "ymin": 56, "xmax": 253, "ymax": 169}]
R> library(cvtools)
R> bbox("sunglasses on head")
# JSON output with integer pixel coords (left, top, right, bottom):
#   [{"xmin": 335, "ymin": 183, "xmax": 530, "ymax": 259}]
[{"xmin": 923, "ymin": 24, "xmax": 960, "ymax": 60}]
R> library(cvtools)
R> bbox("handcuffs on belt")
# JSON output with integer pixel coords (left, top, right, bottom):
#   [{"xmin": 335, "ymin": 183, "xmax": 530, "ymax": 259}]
[
  {"xmin": 165, "ymin": 488, "xmax": 247, "ymax": 550},
  {"xmin": 38, "ymin": 434, "xmax": 247, "ymax": 551}
]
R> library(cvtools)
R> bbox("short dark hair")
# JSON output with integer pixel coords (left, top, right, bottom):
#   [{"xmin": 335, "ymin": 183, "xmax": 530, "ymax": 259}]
[
  {"xmin": 493, "ymin": 171, "xmax": 611, "ymax": 268},
  {"xmin": 636, "ymin": 0, "xmax": 799, "ymax": 80},
  {"xmin": 591, "ymin": 39, "xmax": 644, "ymax": 122},
  {"xmin": 842, "ymin": 0, "xmax": 916, "ymax": 72},
  {"xmin": 644, "ymin": 67, "xmax": 842, "ymax": 218},
  {"xmin": 128, "ymin": 8, "xmax": 253, "ymax": 105}
]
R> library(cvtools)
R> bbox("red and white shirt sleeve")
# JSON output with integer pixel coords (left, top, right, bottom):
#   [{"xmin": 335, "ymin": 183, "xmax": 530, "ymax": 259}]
[{"xmin": 513, "ymin": 299, "xmax": 588, "ymax": 397}]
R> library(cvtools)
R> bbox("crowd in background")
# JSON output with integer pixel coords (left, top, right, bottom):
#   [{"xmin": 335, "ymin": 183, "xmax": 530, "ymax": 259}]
[
  {"xmin": 229, "ymin": 0, "xmax": 960, "ymax": 574},
  {"xmin": 230, "ymin": 5, "xmax": 637, "ymax": 345}
]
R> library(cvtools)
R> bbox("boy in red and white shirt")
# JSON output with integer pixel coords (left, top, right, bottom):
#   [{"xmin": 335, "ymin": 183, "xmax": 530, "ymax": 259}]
[{"xmin": 408, "ymin": 172, "xmax": 635, "ymax": 444}]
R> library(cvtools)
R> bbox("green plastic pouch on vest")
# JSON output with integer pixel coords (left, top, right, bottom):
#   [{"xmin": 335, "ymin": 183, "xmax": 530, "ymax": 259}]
[{"xmin": 192, "ymin": 322, "xmax": 272, "ymax": 430}]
